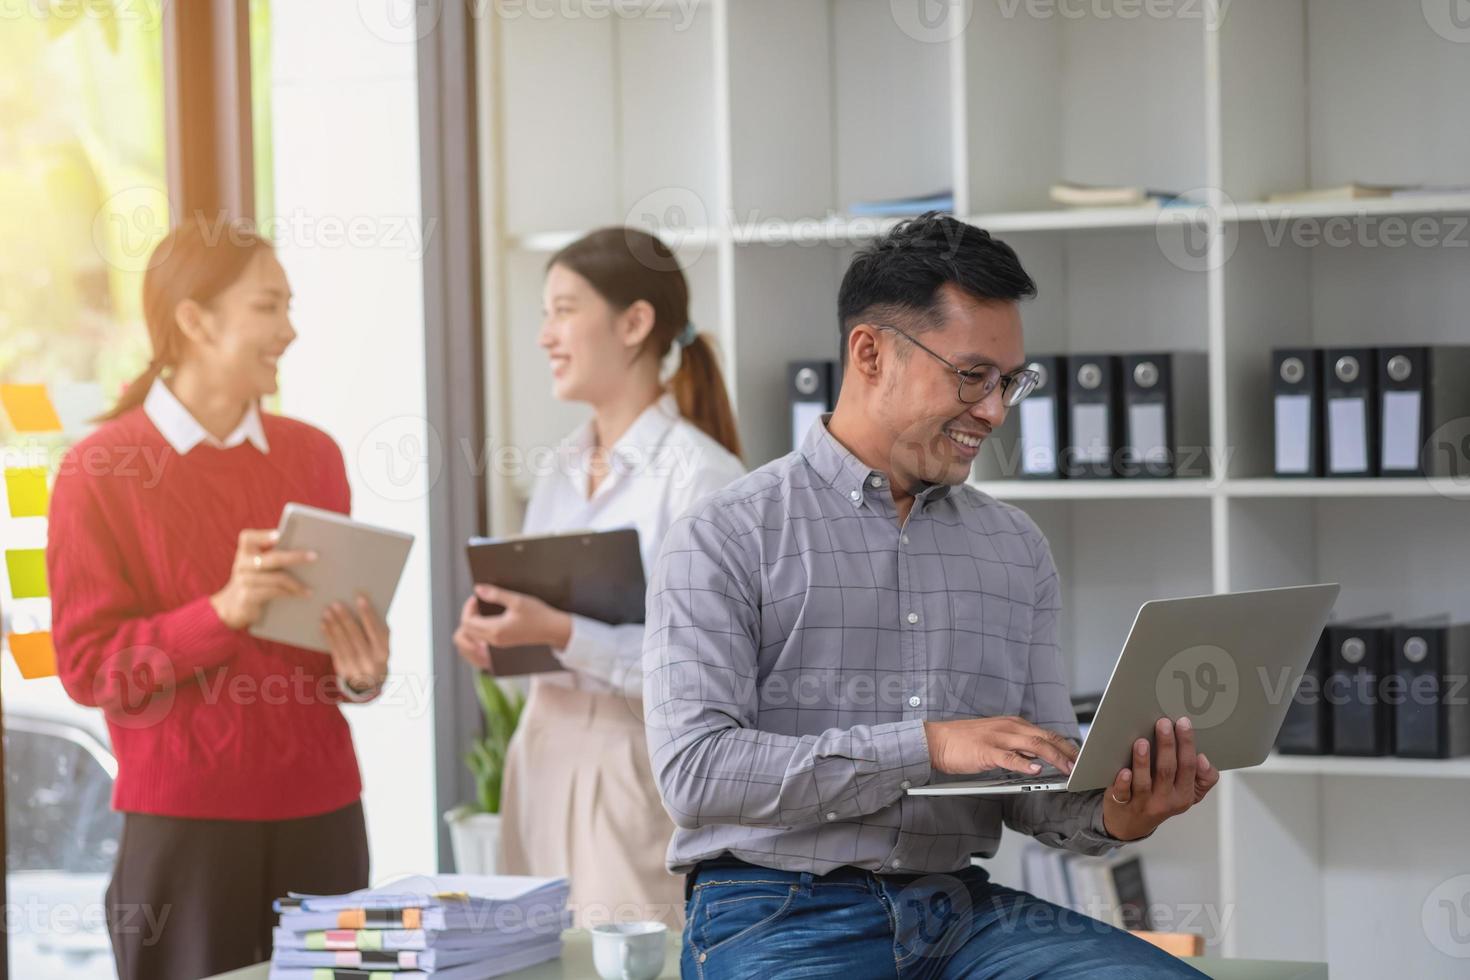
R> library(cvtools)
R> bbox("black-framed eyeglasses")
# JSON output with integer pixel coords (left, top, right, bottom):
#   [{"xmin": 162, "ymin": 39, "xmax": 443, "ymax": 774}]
[{"xmin": 875, "ymin": 324, "xmax": 1041, "ymax": 407}]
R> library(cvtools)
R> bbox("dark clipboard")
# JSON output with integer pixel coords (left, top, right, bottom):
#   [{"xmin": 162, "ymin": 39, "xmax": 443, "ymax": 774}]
[{"xmin": 465, "ymin": 528, "xmax": 645, "ymax": 676}]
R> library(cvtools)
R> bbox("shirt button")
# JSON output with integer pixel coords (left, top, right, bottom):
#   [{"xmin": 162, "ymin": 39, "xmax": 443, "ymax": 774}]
[
  {"xmin": 900, "ymin": 780, "xmax": 912, "ymax": 790},
  {"xmin": 849, "ymin": 489, "xmax": 861, "ymax": 503},
  {"xmin": 901, "ymin": 534, "xmax": 910, "ymax": 545},
  {"xmin": 908, "ymin": 696, "xmax": 921, "ymax": 708},
  {"xmin": 826, "ymin": 812, "xmax": 838, "ymax": 822},
  {"xmin": 906, "ymin": 611, "xmax": 919, "ymax": 625},
  {"xmin": 870, "ymin": 475, "xmax": 884, "ymax": 488},
  {"xmin": 891, "ymin": 860, "xmax": 902, "ymax": 870}
]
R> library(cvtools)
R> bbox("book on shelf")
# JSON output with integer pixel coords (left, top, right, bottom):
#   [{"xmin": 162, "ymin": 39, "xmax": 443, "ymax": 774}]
[
  {"xmin": 847, "ymin": 189, "xmax": 955, "ymax": 217},
  {"xmin": 1018, "ymin": 843, "xmax": 1153, "ymax": 932},
  {"xmin": 1265, "ymin": 183, "xmax": 1402, "ymax": 204},
  {"xmin": 1048, "ymin": 182, "xmax": 1185, "ymax": 209}
]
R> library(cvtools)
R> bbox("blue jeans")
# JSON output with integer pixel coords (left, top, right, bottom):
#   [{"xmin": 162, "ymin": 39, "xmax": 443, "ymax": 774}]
[{"xmin": 681, "ymin": 862, "xmax": 1207, "ymax": 980}]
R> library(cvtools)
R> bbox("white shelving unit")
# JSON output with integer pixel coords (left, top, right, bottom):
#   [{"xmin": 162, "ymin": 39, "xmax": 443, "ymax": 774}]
[{"xmin": 475, "ymin": 2, "xmax": 1470, "ymax": 976}]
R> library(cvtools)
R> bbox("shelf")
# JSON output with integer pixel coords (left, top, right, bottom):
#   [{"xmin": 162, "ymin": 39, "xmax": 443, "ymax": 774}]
[
  {"xmin": 516, "ymin": 220, "xmax": 882, "ymax": 252},
  {"xmin": 509, "ymin": 205, "xmax": 1227, "ymax": 252},
  {"xmin": 1225, "ymin": 194, "xmax": 1470, "ymax": 223},
  {"xmin": 969, "ymin": 205, "xmax": 1208, "ymax": 234},
  {"xmin": 971, "ymin": 479, "xmax": 1217, "ymax": 501},
  {"xmin": 1227, "ymin": 478, "xmax": 1470, "ymax": 500},
  {"xmin": 512, "ymin": 226, "xmax": 722, "ymax": 254},
  {"xmin": 973, "ymin": 478, "xmax": 1470, "ymax": 502},
  {"xmin": 1249, "ymin": 753, "xmax": 1470, "ymax": 780}
]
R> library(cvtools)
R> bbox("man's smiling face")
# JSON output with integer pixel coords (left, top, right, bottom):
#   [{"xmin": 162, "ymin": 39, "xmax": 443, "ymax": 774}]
[{"xmin": 875, "ymin": 283, "xmax": 1026, "ymax": 490}]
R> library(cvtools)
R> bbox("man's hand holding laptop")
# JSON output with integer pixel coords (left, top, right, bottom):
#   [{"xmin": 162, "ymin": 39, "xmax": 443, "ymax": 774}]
[
  {"xmin": 1100, "ymin": 716, "xmax": 1220, "ymax": 841},
  {"xmin": 924, "ymin": 713, "xmax": 1221, "ymax": 841}
]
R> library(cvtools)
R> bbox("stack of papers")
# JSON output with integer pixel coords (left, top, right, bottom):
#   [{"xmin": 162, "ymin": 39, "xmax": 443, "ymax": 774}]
[
  {"xmin": 1049, "ymin": 183, "xmax": 1187, "ymax": 209},
  {"xmin": 269, "ymin": 875, "xmax": 571, "ymax": 980}
]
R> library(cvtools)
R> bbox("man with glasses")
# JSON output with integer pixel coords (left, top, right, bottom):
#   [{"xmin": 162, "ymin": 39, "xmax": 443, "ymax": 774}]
[{"xmin": 643, "ymin": 213, "xmax": 1215, "ymax": 978}]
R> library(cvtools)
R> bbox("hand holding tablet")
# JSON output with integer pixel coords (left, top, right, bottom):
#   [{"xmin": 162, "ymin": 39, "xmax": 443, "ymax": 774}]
[{"xmin": 248, "ymin": 503, "xmax": 415, "ymax": 655}]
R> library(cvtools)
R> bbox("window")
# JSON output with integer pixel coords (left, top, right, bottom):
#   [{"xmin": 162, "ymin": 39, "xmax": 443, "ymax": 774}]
[{"xmin": 1, "ymin": 5, "xmax": 168, "ymax": 978}]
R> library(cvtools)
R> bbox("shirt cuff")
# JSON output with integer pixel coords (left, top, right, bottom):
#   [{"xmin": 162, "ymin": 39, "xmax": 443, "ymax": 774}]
[
  {"xmin": 897, "ymin": 718, "xmax": 934, "ymax": 789},
  {"xmin": 554, "ymin": 614, "xmax": 611, "ymax": 673}
]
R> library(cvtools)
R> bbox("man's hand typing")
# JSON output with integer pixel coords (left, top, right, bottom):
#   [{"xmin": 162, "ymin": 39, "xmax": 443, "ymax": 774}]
[{"xmin": 923, "ymin": 716, "xmax": 1080, "ymax": 776}]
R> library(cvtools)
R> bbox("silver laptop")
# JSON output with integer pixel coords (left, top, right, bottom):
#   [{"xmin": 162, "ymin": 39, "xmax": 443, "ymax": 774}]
[{"xmin": 908, "ymin": 583, "xmax": 1340, "ymax": 797}]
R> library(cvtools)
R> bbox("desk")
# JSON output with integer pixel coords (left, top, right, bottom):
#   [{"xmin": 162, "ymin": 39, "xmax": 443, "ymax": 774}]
[{"xmin": 208, "ymin": 931, "xmax": 1326, "ymax": 979}]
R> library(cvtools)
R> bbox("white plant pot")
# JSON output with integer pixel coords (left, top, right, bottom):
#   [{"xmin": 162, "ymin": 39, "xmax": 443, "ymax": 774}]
[{"xmin": 444, "ymin": 808, "xmax": 503, "ymax": 876}]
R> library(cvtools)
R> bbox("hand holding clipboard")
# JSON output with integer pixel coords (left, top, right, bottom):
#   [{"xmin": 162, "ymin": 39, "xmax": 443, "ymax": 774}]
[{"xmin": 459, "ymin": 529, "xmax": 645, "ymax": 676}]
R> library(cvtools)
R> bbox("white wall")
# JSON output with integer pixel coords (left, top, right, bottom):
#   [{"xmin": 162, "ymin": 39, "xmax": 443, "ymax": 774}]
[{"xmin": 268, "ymin": 3, "xmax": 437, "ymax": 881}]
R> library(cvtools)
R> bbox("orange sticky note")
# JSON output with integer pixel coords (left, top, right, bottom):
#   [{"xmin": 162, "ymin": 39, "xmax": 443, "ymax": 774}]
[
  {"xmin": 7, "ymin": 631, "xmax": 57, "ymax": 679},
  {"xmin": 4, "ymin": 467, "xmax": 50, "ymax": 517},
  {"xmin": 5, "ymin": 549, "xmax": 48, "ymax": 599},
  {"xmin": 0, "ymin": 384, "xmax": 63, "ymax": 433}
]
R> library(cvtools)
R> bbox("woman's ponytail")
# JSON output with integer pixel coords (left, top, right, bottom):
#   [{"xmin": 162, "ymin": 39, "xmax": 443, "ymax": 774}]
[
  {"xmin": 97, "ymin": 359, "xmax": 167, "ymax": 422},
  {"xmin": 669, "ymin": 331, "xmax": 742, "ymax": 459}
]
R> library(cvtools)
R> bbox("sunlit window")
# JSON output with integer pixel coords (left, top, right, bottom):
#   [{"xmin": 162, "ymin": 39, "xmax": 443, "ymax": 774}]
[{"xmin": 1, "ymin": 4, "xmax": 167, "ymax": 978}]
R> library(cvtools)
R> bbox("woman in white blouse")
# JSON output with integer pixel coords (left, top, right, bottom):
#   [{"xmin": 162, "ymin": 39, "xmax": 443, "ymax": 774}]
[{"xmin": 452, "ymin": 228, "xmax": 744, "ymax": 928}]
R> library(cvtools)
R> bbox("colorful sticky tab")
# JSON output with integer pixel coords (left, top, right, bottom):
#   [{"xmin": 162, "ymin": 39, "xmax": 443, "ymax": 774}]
[
  {"xmin": 7, "ymin": 631, "xmax": 57, "ymax": 679},
  {"xmin": 4, "ymin": 467, "xmax": 50, "ymax": 517},
  {"xmin": 4, "ymin": 549, "xmax": 48, "ymax": 599},
  {"xmin": 0, "ymin": 384, "xmax": 63, "ymax": 433}
]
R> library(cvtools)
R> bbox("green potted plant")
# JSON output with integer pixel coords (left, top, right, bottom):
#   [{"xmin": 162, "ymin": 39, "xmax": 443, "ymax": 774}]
[{"xmin": 443, "ymin": 672, "xmax": 525, "ymax": 874}]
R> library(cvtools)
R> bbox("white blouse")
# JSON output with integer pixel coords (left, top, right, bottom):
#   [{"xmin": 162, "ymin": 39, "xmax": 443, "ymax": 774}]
[{"xmin": 521, "ymin": 393, "xmax": 745, "ymax": 698}]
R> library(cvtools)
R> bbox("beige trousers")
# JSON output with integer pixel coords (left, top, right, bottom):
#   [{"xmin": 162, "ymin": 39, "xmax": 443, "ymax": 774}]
[{"xmin": 498, "ymin": 681, "xmax": 685, "ymax": 929}]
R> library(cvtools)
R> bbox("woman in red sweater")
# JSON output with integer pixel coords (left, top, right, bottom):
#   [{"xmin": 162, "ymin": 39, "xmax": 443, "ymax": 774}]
[{"xmin": 47, "ymin": 220, "xmax": 390, "ymax": 980}]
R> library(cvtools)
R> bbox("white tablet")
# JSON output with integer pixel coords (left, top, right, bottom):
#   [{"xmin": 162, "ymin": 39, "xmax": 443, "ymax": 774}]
[{"xmin": 248, "ymin": 503, "xmax": 415, "ymax": 654}]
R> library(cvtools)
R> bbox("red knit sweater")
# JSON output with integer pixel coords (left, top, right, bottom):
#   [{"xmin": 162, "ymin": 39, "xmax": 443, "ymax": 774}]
[{"xmin": 47, "ymin": 407, "xmax": 370, "ymax": 821}]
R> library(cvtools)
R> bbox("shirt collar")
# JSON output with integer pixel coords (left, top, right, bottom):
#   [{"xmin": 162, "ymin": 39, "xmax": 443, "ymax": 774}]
[
  {"xmin": 799, "ymin": 414, "xmax": 952, "ymax": 508},
  {"xmin": 143, "ymin": 377, "xmax": 270, "ymax": 455},
  {"xmin": 563, "ymin": 392, "xmax": 681, "ymax": 464},
  {"xmin": 609, "ymin": 392, "xmax": 680, "ymax": 463}
]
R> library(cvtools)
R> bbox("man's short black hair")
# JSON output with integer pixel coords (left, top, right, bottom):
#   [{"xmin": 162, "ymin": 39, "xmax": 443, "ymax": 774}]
[{"xmin": 837, "ymin": 211, "xmax": 1037, "ymax": 353}]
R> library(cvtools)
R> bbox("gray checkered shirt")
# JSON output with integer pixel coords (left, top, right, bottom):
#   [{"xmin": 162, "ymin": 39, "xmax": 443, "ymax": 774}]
[{"xmin": 643, "ymin": 417, "xmax": 1119, "ymax": 875}]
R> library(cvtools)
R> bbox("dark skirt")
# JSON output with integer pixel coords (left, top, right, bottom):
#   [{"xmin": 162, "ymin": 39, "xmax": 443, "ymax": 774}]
[{"xmin": 105, "ymin": 799, "xmax": 369, "ymax": 980}]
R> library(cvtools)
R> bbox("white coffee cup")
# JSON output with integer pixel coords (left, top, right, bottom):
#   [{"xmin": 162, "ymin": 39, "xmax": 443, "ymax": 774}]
[{"xmin": 590, "ymin": 921, "xmax": 668, "ymax": 980}]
